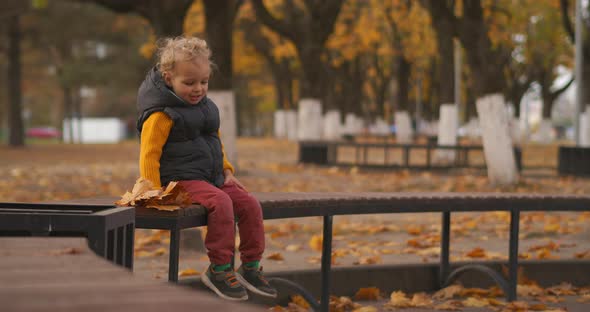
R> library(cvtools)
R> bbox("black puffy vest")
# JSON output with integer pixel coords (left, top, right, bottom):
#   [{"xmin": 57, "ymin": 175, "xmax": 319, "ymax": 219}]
[{"xmin": 136, "ymin": 67, "xmax": 225, "ymax": 187}]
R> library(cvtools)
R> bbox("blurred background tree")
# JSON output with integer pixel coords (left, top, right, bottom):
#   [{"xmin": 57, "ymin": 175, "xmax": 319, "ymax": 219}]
[{"xmin": 0, "ymin": 0, "xmax": 581, "ymax": 142}]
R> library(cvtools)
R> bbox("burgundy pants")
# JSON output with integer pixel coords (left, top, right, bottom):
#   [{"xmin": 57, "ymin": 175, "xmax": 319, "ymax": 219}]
[{"xmin": 177, "ymin": 180, "xmax": 265, "ymax": 265}]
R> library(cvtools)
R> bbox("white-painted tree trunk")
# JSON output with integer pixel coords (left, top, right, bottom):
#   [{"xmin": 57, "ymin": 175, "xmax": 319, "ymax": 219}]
[
  {"xmin": 369, "ymin": 118, "xmax": 390, "ymax": 136},
  {"xmin": 343, "ymin": 113, "xmax": 362, "ymax": 136},
  {"xmin": 274, "ymin": 110, "xmax": 287, "ymax": 138},
  {"xmin": 394, "ymin": 111, "xmax": 413, "ymax": 144},
  {"xmin": 209, "ymin": 90, "xmax": 237, "ymax": 167},
  {"xmin": 285, "ymin": 110, "xmax": 298, "ymax": 141},
  {"xmin": 476, "ymin": 94, "xmax": 518, "ymax": 185},
  {"xmin": 297, "ymin": 98, "xmax": 323, "ymax": 140},
  {"xmin": 532, "ymin": 119, "xmax": 555, "ymax": 144},
  {"xmin": 323, "ymin": 110, "xmax": 342, "ymax": 140},
  {"xmin": 580, "ymin": 105, "xmax": 590, "ymax": 147},
  {"xmin": 435, "ymin": 104, "xmax": 458, "ymax": 163}
]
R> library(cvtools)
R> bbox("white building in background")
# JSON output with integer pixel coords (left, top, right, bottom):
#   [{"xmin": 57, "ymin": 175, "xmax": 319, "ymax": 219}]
[{"xmin": 63, "ymin": 117, "xmax": 126, "ymax": 144}]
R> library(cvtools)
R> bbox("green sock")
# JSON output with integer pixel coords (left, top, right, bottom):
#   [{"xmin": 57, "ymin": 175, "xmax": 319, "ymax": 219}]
[
  {"xmin": 213, "ymin": 263, "xmax": 231, "ymax": 272},
  {"xmin": 244, "ymin": 261, "xmax": 259, "ymax": 269}
]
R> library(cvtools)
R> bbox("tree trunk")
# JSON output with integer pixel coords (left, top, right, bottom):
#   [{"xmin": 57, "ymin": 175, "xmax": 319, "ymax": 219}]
[
  {"xmin": 397, "ymin": 56, "xmax": 411, "ymax": 112},
  {"xmin": 203, "ymin": 1, "xmax": 234, "ymax": 90},
  {"xmin": 87, "ymin": 0, "xmax": 192, "ymax": 37},
  {"xmin": 456, "ymin": 1, "xmax": 508, "ymax": 97},
  {"xmin": 7, "ymin": 15, "xmax": 24, "ymax": 147},
  {"xmin": 251, "ymin": 0, "xmax": 344, "ymax": 99},
  {"xmin": 433, "ymin": 15, "xmax": 455, "ymax": 104},
  {"xmin": 62, "ymin": 86, "xmax": 73, "ymax": 143}
]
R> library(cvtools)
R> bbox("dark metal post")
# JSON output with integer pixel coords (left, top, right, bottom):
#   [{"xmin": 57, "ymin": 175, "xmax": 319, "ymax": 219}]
[
  {"xmin": 403, "ymin": 146, "xmax": 410, "ymax": 167},
  {"xmin": 508, "ymin": 209, "xmax": 520, "ymax": 301},
  {"xmin": 169, "ymin": 226, "xmax": 181, "ymax": 282},
  {"xmin": 440, "ymin": 211, "xmax": 451, "ymax": 286},
  {"xmin": 426, "ymin": 145, "xmax": 432, "ymax": 169},
  {"xmin": 320, "ymin": 215, "xmax": 333, "ymax": 312}
]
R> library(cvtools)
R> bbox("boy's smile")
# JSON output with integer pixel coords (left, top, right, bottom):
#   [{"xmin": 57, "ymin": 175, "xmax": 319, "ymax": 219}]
[{"xmin": 164, "ymin": 59, "xmax": 210, "ymax": 105}]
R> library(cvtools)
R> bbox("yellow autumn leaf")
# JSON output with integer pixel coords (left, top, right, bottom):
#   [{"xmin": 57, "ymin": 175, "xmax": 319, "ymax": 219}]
[
  {"xmin": 433, "ymin": 284, "xmax": 464, "ymax": 300},
  {"xmin": 352, "ymin": 307, "xmax": 377, "ymax": 312},
  {"xmin": 309, "ymin": 235, "xmax": 323, "ymax": 252},
  {"xmin": 388, "ymin": 291, "xmax": 412, "ymax": 308},
  {"xmin": 517, "ymin": 284, "xmax": 544, "ymax": 297},
  {"xmin": 290, "ymin": 295, "xmax": 310, "ymax": 309},
  {"xmin": 465, "ymin": 247, "xmax": 487, "ymax": 258},
  {"xmin": 544, "ymin": 222, "xmax": 561, "ymax": 233},
  {"xmin": 410, "ymin": 292, "xmax": 433, "ymax": 308},
  {"xmin": 546, "ymin": 283, "xmax": 577, "ymax": 296},
  {"xmin": 354, "ymin": 287, "xmax": 381, "ymax": 300},
  {"xmin": 285, "ymin": 244, "xmax": 302, "ymax": 252},
  {"xmin": 463, "ymin": 297, "xmax": 490, "ymax": 308},
  {"xmin": 354, "ymin": 255, "xmax": 381, "ymax": 265},
  {"xmin": 266, "ymin": 252, "xmax": 285, "ymax": 261},
  {"xmin": 433, "ymin": 300, "xmax": 463, "ymax": 310},
  {"xmin": 178, "ymin": 268, "xmax": 200, "ymax": 277}
]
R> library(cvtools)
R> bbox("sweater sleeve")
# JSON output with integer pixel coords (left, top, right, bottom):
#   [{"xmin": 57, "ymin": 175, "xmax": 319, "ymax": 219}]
[
  {"xmin": 218, "ymin": 130, "xmax": 235, "ymax": 174},
  {"xmin": 139, "ymin": 112, "xmax": 173, "ymax": 188}
]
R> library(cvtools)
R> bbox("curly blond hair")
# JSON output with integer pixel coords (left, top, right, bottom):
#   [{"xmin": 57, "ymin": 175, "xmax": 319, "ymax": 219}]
[{"xmin": 156, "ymin": 36, "xmax": 212, "ymax": 74}]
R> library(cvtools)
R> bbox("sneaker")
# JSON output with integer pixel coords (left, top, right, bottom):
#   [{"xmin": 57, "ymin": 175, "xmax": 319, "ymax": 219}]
[
  {"xmin": 236, "ymin": 265, "xmax": 278, "ymax": 298},
  {"xmin": 201, "ymin": 265, "xmax": 248, "ymax": 301}
]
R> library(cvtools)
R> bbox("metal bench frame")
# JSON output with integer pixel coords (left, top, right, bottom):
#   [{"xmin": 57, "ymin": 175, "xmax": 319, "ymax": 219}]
[{"xmin": 45, "ymin": 193, "xmax": 590, "ymax": 312}]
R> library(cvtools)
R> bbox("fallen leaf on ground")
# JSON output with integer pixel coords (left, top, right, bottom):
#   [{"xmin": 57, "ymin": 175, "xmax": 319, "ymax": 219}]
[
  {"xmin": 465, "ymin": 247, "xmax": 487, "ymax": 258},
  {"xmin": 433, "ymin": 284, "xmax": 464, "ymax": 300},
  {"xmin": 387, "ymin": 291, "xmax": 412, "ymax": 308},
  {"xmin": 330, "ymin": 296, "xmax": 360, "ymax": 311},
  {"xmin": 266, "ymin": 252, "xmax": 285, "ymax": 261},
  {"xmin": 290, "ymin": 295, "xmax": 310, "ymax": 310},
  {"xmin": 433, "ymin": 300, "xmax": 463, "ymax": 310},
  {"xmin": 410, "ymin": 292, "xmax": 433, "ymax": 308},
  {"xmin": 517, "ymin": 284, "xmax": 544, "ymax": 297},
  {"xmin": 49, "ymin": 247, "xmax": 84, "ymax": 255},
  {"xmin": 178, "ymin": 268, "xmax": 200, "ymax": 277},
  {"xmin": 309, "ymin": 235, "xmax": 323, "ymax": 252},
  {"xmin": 353, "ymin": 255, "xmax": 381, "ymax": 265},
  {"xmin": 546, "ymin": 283, "xmax": 577, "ymax": 296},
  {"xmin": 354, "ymin": 287, "xmax": 381, "ymax": 300},
  {"xmin": 463, "ymin": 297, "xmax": 490, "ymax": 308},
  {"xmin": 285, "ymin": 244, "xmax": 302, "ymax": 252}
]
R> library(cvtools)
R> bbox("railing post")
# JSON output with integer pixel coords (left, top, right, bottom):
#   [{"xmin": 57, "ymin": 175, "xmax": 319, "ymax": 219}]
[
  {"xmin": 440, "ymin": 211, "xmax": 451, "ymax": 286},
  {"xmin": 320, "ymin": 215, "xmax": 334, "ymax": 312},
  {"xmin": 508, "ymin": 209, "xmax": 520, "ymax": 301},
  {"xmin": 168, "ymin": 226, "xmax": 181, "ymax": 282}
]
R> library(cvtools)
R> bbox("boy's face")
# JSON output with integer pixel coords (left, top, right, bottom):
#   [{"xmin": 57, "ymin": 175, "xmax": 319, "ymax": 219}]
[{"xmin": 164, "ymin": 59, "xmax": 210, "ymax": 105}]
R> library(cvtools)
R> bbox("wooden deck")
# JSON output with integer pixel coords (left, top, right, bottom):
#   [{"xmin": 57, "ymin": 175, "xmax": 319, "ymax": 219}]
[{"xmin": 0, "ymin": 237, "xmax": 264, "ymax": 312}]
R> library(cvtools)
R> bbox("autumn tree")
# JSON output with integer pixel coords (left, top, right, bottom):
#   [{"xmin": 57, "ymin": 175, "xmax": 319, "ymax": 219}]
[
  {"xmin": 251, "ymin": 0, "xmax": 344, "ymax": 100},
  {"xmin": 235, "ymin": 2, "xmax": 298, "ymax": 111},
  {"xmin": 560, "ymin": 0, "xmax": 590, "ymax": 104}
]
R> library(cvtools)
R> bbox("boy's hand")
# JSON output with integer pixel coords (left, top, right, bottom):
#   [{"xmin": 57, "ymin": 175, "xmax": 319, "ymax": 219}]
[{"xmin": 223, "ymin": 170, "xmax": 246, "ymax": 191}]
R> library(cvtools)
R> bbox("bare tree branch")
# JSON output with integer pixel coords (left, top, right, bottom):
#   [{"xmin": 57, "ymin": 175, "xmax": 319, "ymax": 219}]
[
  {"xmin": 560, "ymin": 0, "xmax": 575, "ymax": 43},
  {"xmin": 250, "ymin": 0, "xmax": 297, "ymax": 40}
]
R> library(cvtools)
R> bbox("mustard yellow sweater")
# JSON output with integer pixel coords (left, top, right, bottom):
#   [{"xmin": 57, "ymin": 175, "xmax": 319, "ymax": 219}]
[{"xmin": 139, "ymin": 111, "xmax": 235, "ymax": 187}]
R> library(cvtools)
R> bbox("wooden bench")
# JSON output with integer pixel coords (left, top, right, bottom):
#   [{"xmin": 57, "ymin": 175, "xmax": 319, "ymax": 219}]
[
  {"xmin": 299, "ymin": 140, "xmax": 524, "ymax": 171},
  {"xmin": 0, "ymin": 237, "xmax": 264, "ymax": 312},
  {"xmin": 56, "ymin": 192, "xmax": 590, "ymax": 312}
]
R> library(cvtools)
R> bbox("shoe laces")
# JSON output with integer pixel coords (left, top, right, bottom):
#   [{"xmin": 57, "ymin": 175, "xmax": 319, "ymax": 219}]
[{"xmin": 225, "ymin": 272, "xmax": 240, "ymax": 287}]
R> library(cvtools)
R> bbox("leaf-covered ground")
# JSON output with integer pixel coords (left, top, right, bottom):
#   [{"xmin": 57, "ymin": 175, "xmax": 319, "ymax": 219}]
[{"xmin": 1, "ymin": 138, "xmax": 589, "ymax": 311}]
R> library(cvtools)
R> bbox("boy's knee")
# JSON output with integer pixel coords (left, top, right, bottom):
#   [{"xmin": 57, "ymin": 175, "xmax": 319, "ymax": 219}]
[{"xmin": 208, "ymin": 192, "xmax": 233, "ymax": 214}]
